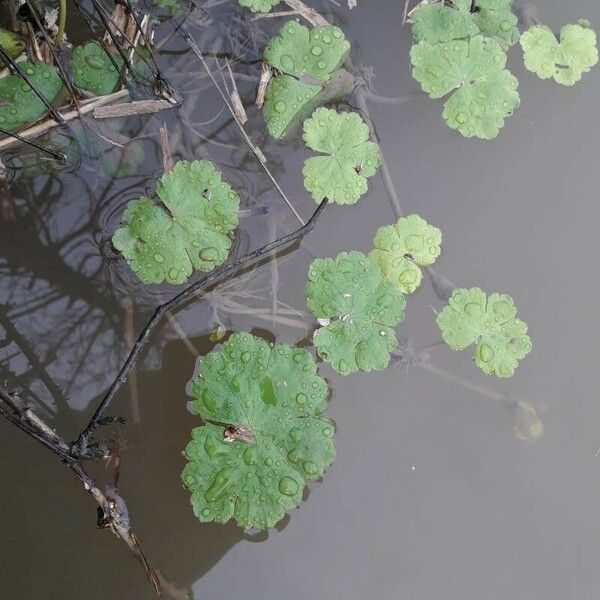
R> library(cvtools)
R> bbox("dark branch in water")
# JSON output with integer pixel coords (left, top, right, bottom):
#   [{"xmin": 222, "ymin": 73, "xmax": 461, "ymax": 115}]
[
  {"xmin": 74, "ymin": 198, "xmax": 328, "ymax": 455},
  {"xmin": 0, "ymin": 384, "xmax": 160, "ymax": 592}
]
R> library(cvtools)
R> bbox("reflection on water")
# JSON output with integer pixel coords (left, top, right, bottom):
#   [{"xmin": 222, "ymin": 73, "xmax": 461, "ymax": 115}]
[{"xmin": 2, "ymin": 0, "xmax": 600, "ymax": 598}]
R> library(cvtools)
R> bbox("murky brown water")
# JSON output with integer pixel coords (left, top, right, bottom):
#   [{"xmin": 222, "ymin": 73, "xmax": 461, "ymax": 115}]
[{"xmin": 2, "ymin": 0, "xmax": 600, "ymax": 598}]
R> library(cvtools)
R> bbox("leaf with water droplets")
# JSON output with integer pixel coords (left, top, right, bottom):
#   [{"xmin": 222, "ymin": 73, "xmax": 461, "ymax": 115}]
[
  {"xmin": 71, "ymin": 42, "xmax": 123, "ymax": 96},
  {"xmin": 112, "ymin": 160, "xmax": 239, "ymax": 284},
  {"xmin": 520, "ymin": 21, "xmax": 598, "ymax": 86},
  {"xmin": 302, "ymin": 107, "xmax": 380, "ymax": 204},
  {"xmin": 238, "ymin": 0, "xmax": 279, "ymax": 13},
  {"xmin": 410, "ymin": 35, "xmax": 519, "ymax": 139},
  {"xmin": 263, "ymin": 20, "xmax": 350, "ymax": 138},
  {"xmin": 0, "ymin": 61, "xmax": 62, "ymax": 131},
  {"xmin": 472, "ymin": 6, "xmax": 520, "ymax": 50},
  {"xmin": 411, "ymin": 0, "xmax": 479, "ymax": 44},
  {"xmin": 410, "ymin": 0, "xmax": 518, "ymax": 49},
  {"xmin": 369, "ymin": 214, "xmax": 442, "ymax": 294},
  {"xmin": 306, "ymin": 251, "xmax": 406, "ymax": 375},
  {"xmin": 436, "ymin": 287, "xmax": 532, "ymax": 377},
  {"xmin": 182, "ymin": 332, "xmax": 335, "ymax": 529}
]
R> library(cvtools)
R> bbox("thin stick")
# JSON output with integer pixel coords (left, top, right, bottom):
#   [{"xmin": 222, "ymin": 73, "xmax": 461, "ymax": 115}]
[
  {"xmin": 180, "ymin": 28, "xmax": 306, "ymax": 226},
  {"xmin": 74, "ymin": 199, "xmax": 328, "ymax": 453},
  {"xmin": 124, "ymin": 295, "xmax": 141, "ymax": 424},
  {"xmin": 0, "ymin": 126, "xmax": 65, "ymax": 160},
  {"xmin": 282, "ymin": 0, "xmax": 330, "ymax": 26},
  {"xmin": 0, "ymin": 90, "xmax": 129, "ymax": 151}
]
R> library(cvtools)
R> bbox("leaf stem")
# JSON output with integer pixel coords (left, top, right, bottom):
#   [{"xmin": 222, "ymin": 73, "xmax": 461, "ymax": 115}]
[{"xmin": 55, "ymin": 0, "xmax": 67, "ymax": 46}]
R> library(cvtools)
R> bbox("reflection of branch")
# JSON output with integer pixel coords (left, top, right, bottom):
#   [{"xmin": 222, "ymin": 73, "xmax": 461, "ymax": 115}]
[{"xmin": 74, "ymin": 199, "xmax": 329, "ymax": 455}]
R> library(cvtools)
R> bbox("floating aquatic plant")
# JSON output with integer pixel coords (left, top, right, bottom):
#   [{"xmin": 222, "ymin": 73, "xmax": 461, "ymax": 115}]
[
  {"xmin": 410, "ymin": 34, "xmax": 520, "ymax": 139},
  {"xmin": 182, "ymin": 332, "xmax": 335, "ymax": 529},
  {"xmin": 112, "ymin": 160, "xmax": 240, "ymax": 285},
  {"xmin": 411, "ymin": 0, "xmax": 519, "ymax": 50},
  {"xmin": 0, "ymin": 27, "xmax": 25, "ymax": 59},
  {"xmin": 238, "ymin": 0, "xmax": 279, "ymax": 13},
  {"xmin": 0, "ymin": 61, "xmax": 62, "ymax": 131},
  {"xmin": 369, "ymin": 214, "xmax": 441, "ymax": 294},
  {"xmin": 306, "ymin": 251, "xmax": 406, "ymax": 375},
  {"xmin": 436, "ymin": 287, "xmax": 532, "ymax": 377},
  {"xmin": 71, "ymin": 42, "xmax": 123, "ymax": 96},
  {"xmin": 263, "ymin": 20, "xmax": 350, "ymax": 138},
  {"xmin": 520, "ymin": 20, "xmax": 598, "ymax": 86},
  {"xmin": 302, "ymin": 107, "xmax": 380, "ymax": 205}
]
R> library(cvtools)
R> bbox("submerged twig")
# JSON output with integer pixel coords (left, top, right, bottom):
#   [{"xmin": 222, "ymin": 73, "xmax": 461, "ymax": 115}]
[{"xmin": 93, "ymin": 98, "xmax": 174, "ymax": 119}]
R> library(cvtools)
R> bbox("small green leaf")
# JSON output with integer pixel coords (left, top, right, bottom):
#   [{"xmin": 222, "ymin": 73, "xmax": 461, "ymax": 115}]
[
  {"xmin": 436, "ymin": 287, "xmax": 532, "ymax": 377},
  {"xmin": 476, "ymin": 0, "xmax": 514, "ymax": 9},
  {"xmin": 71, "ymin": 42, "xmax": 123, "ymax": 96},
  {"xmin": 369, "ymin": 214, "xmax": 442, "ymax": 294},
  {"xmin": 520, "ymin": 22, "xmax": 598, "ymax": 85},
  {"xmin": 306, "ymin": 251, "xmax": 406, "ymax": 375},
  {"xmin": 472, "ymin": 7, "xmax": 520, "ymax": 50},
  {"xmin": 238, "ymin": 0, "xmax": 279, "ymax": 13},
  {"xmin": 0, "ymin": 27, "xmax": 25, "ymax": 59},
  {"xmin": 411, "ymin": 2, "xmax": 479, "ymax": 44},
  {"xmin": 182, "ymin": 332, "xmax": 335, "ymax": 530},
  {"xmin": 410, "ymin": 35, "xmax": 520, "ymax": 139},
  {"xmin": 263, "ymin": 75, "xmax": 321, "ymax": 139},
  {"xmin": 263, "ymin": 20, "xmax": 350, "ymax": 138},
  {"xmin": 302, "ymin": 107, "xmax": 380, "ymax": 205},
  {"xmin": 0, "ymin": 61, "xmax": 62, "ymax": 131},
  {"xmin": 112, "ymin": 160, "xmax": 240, "ymax": 285}
]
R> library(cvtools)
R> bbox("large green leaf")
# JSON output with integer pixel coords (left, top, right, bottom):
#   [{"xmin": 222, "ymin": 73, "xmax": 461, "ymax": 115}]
[
  {"xmin": 71, "ymin": 42, "xmax": 123, "ymax": 96},
  {"xmin": 306, "ymin": 251, "xmax": 406, "ymax": 375},
  {"xmin": 369, "ymin": 214, "xmax": 442, "ymax": 294},
  {"xmin": 520, "ymin": 21, "xmax": 598, "ymax": 86},
  {"xmin": 182, "ymin": 332, "xmax": 335, "ymax": 529},
  {"xmin": 302, "ymin": 107, "xmax": 380, "ymax": 205},
  {"xmin": 436, "ymin": 287, "xmax": 532, "ymax": 377},
  {"xmin": 410, "ymin": 35, "xmax": 520, "ymax": 138},
  {"xmin": 112, "ymin": 160, "xmax": 239, "ymax": 285},
  {"xmin": 0, "ymin": 61, "xmax": 62, "ymax": 131},
  {"xmin": 263, "ymin": 20, "xmax": 350, "ymax": 138}
]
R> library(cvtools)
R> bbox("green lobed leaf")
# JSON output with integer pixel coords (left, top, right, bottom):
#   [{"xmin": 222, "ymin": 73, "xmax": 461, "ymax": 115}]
[
  {"xmin": 238, "ymin": 0, "xmax": 279, "ymax": 13},
  {"xmin": 436, "ymin": 287, "xmax": 532, "ymax": 377},
  {"xmin": 263, "ymin": 20, "xmax": 350, "ymax": 138},
  {"xmin": 520, "ymin": 21, "xmax": 598, "ymax": 86},
  {"xmin": 410, "ymin": 35, "xmax": 520, "ymax": 139},
  {"xmin": 71, "ymin": 42, "xmax": 123, "ymax": 96},
  {"xmin": 263, "ymin": 74, "xmax": 321, "ymax": 139},
  {"xmin": 302, "ymin": 107, "xmax": 380, "ymax": 205},
  {"xmin": 472, "ymin": 7, "xmax": 520, "ymax": 50},
  {"xmin": 306, "ymin": 251, "xmax": 406, "ymax": 375},
  {"xmin": 0, "ymin": 61, "xmax": 62, "ymax": 131},
  {"xmin": 411, "ymin": 0, "xmax": 518, "ymax": 49},
  {"xmin": 182, "ymin": 332, "xmax": 335, "ymax": 529},
  {"xmin": 112, "ymin": 160, "xmax": 239, "ymax": 285},
  {"xmin": 411, "ymin": 1, "xmax": 479, "ymax": 44},
  {"xmin": 369, "ymin": 214, "xmax": 442, "ymax": 294}
]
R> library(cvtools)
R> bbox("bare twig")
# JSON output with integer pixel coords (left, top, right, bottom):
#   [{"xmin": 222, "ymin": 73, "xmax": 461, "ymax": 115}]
[
  {"xmin": 282, "ymin": 0, "xmax": 330, "ymax": 26},
  {"xmin": 0, "ymin": 90, "xmax": 129, "ymax": 152},
  {"xmin": 93, "ymin": 99, "xmax": 175, "ymax": 119},
  {"xmin": 255, "ymin": 61, "xmax": 272, "ymax": 108},
  {"xmin": 0, "ymin": 384, "xmax": 160, "ymax": 592},
  {"xmin": 225, "ymin": 58, "xmax": 248, "ymax": 125}
]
